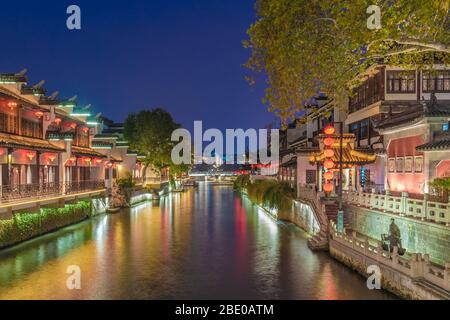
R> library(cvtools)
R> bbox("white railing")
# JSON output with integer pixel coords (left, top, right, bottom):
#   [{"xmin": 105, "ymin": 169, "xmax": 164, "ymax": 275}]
[
  {"xmin": 329, "ymin": 221, "xmax": 450, "ymax": 292},
  {"xmin": 297, "ymin": 184, "xmax": 329, "ymax": 228},
  {"xmin": 343, "ymin": 190, "xmax": 450, "ymax": 226}
]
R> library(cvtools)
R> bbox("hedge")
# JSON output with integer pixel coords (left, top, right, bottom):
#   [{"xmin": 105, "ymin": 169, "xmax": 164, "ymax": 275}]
[{"xmin": 0, "ymin": 201, "xmax": 91, "ymax": 248}]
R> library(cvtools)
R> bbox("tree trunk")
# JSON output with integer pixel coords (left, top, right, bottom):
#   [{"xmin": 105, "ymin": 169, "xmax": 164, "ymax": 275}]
[{"xmin": 142, "ymin": 163, "xmax": 149, "ymax": 185}]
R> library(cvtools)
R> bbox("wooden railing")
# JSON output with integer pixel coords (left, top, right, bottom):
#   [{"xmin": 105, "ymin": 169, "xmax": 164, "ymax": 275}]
[{"xmin": 343, "ymin": 190, "xmax": 450, "ymax": 226}]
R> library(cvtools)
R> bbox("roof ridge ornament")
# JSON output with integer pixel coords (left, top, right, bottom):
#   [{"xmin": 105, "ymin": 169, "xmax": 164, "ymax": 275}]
[{"xmin": 15, "ymin": 68, "xmax": 27, "ymax": 76}]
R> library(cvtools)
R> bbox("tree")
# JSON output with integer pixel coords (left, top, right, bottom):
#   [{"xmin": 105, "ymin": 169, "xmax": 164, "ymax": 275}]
[
  {"xmin": 244, "ymin": 0, "xmax": 449, "ymax": 124},
  {"xmin": 124, "ymin": 108, "xmax": 181, "ymax": 181}
]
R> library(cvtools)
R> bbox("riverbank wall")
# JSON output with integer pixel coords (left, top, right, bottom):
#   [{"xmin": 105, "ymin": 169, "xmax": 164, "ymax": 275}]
[
  {"xmin": 329, "ymin": 222, "xmax": 450, "ymax": 300},
  {"xmin": 345, "ymin": 204, "xmax": 450, "ymax": 266}
]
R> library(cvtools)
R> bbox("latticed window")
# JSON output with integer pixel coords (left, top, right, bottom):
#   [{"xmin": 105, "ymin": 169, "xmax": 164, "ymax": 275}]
[
  {"xmin": 422, "ymin": 70, "xmax": 450, "ymax": 92},
  {"xmin": 0, "ymin": 113, "xmax": 18, "ymax": 134},
  {"xmin": 387, "ymin": 71, "xmax": 416, "ymax": 93},
  {"xmin": 306, "ymin": 170, "xmax": 316, "ymax": 184}
]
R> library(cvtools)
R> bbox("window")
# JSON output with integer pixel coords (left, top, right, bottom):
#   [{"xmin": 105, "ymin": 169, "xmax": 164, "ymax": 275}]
[
  {"xmin": 306, "ymin": 170, "xmax": 316, "ymax": 184},
  {"xmin": 443, "ymin": 123, "xmax": 449, "ymax": 132},
  {"xmin": 359, "ymin": 120, "xmax": 369, "ymax": 140},
  {"xmin": 422, "ymin": 71, "xmax": 450, "ymax": 92},
  {"xmin": 387, "ymin": 71, "xmax": 416, "ymax": 93}
]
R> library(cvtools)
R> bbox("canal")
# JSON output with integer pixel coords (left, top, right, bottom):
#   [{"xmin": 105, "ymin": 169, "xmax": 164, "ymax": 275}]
[{"xmin": 0, "ymin": 183, "xmax": 394, "ymax": 299}]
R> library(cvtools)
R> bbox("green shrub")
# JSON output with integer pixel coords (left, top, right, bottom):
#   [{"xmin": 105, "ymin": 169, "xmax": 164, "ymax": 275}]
[
  {"xmin": 0, "ymin": 201, "xmax": 91, "ymax": 248},
  {"xmin": 235, "ymin": 176, "xmax": 295, "ymax": 212}
]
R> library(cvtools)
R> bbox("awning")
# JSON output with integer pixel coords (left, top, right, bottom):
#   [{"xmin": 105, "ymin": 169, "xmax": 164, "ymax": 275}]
[
  {"xmin": 309, "ymin": 143, "xmax": 376, "ymax": 165},
  {"xmin": 0, "ymin": 132, "xmax": 65, "ymax": 153},
  {"xmin": 71, "ymin": 145, "xmax": 107, "ymax": 158}
]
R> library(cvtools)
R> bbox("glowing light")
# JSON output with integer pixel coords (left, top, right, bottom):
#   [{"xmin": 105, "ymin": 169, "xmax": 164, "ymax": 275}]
[
  {"xmin": 47, "ymin": 154, "xmax": 56, "ymax": 162},
  {"xmin": 323, "ymin": 183, "xmax": 334, "ymax": 193},
  {"xmin": 324, "ymin": 149, "xmax": 334, "ymax": 158},
  {"xmin": 95, "ymin": 159, "xmax": 103, "ymax": 164},
  {"xmin": 69, "ymin": 156, "xmax": 77, "ymax": 162},
  {"xmin": 82, "ymin": 127, "xmax": 90, "ymax": 134},
  {"xmin": 324, "ymin": 159, "xmax": 335, "ymax": 169},
  {"xmin": 324, "ymin": 125, "xmax": 335, "ymax": 135},
  {"xmin": 324, "ymin": 171, "xmax": 334, "ymax": 180},
  {"xmin": 54, "ymin": 118, "xmax": 62, "ymax": 125},
  {"xmin": 84, "ymin": 157, "xmax": 91, "ymax": 163},
  {"xmin": 7, "ymin": 101, "xmax": 17, "ymax": 109},
  {"xmin": 26, "ymin": 152, "xmax": 35, "ymax": 161},
  {"xmin": 70, "ymin": 123, "xmax": 77, "ymax": 129},
  {"xmin": 34, "ymin": 111, "xmax": 44, "ymax": 118},
  {"xmin": 324, "ymin": 137, "xmax": 335, "ymax": 147}
]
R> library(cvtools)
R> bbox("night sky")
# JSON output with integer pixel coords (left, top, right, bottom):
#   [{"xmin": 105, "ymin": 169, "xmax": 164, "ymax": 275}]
[{"xmin": 0, "ymin": 0, "xmax": 276, "ymax": 133}]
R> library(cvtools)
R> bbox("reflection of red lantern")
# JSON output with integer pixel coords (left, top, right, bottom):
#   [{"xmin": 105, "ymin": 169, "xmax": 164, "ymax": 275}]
[
  {"xmin": 54, "ymin": 118, "xmax": 62, "ymax": 125},
  {"xmin": 84, "ymin": 157, "xmax": 91, "ymax": 163},
  {"xmin": 95, "ymin": 159, "xmax": 103, "ymax": 164},
  {"xmin": 35, "ymin": 111, "xmax": 44, "ymax": 118},
  {"xmin": 324, "ymin": 159, "xmax": 335, "ymax": 169},
  {"xmin": 324, "ymin": 125, "xmax": 335, "ymax": 135},
  {"xmin": 107, "ymin": 162, "xmax": 113, "ymax": 168},
  {"xmin": 69, "ymin": 156, "xmax": 77, "ymax": 162},
  {"xmin": 82, "ymin": 127, "xmax": 89, "ymax": 134},
  {"xmin": 324, "ymin": 171, "xmax": 334, "ymax": 180},
  {"xmin": 324, "ymin": 149, "xmax": 334, "ymax": 158},
  {"xmin": 324, "ymin": 137, "xmax": 334, "ymax": 147},
  {"xmin": 70, "ymin": 123, "xmax": 77, "ymax": 129},
  {"xmin": 323, "ymin": 183, "xmax": 334, "ymax": 193}
]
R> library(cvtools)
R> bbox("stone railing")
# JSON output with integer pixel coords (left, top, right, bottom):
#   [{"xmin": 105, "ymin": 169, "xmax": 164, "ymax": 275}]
[
  {"xmin": 0, "ymin": 180, "xmax": 106, "ymax": 203},
  {"xmin": 329, "ymin": 221, "xmax": 450, "ymax": 293},
  {"xmin": 343, "ymin": 190, "xmax": 450, "ymax": 226},
  {"xmin": 297, "ymin": 184, "xmax": 328, "ymax": 228}
]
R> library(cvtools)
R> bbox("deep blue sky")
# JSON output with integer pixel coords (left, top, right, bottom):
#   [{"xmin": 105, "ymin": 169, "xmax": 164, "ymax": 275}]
[{"xmin": 0, "ymin": 0, "xmax": 276, "ymax": 132}]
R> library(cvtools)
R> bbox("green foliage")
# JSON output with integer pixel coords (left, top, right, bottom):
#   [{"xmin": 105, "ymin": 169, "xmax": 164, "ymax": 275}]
[
  {"xmin": 430, "ymin": 177, "xmax": 450, "ymax": 196},
  {"xmin": 0, "ymin": 201, "xmax": 91, "ymax": 248},
  {"xmin": 236, "ymin": 176, "xmax": 296, "ymax": 212},
  {"xmin": 233, "ymin": 174, "xmax": 251, "ymax": 191},
  {"xmin": 116, "ymin": 173, "xmax": 136, "ymax": 206},
  {"xmin": 124, "ymin": 108, "xmax": 181, "ymax": 172},
  {"xmin": 244, "ymin": 0, "xmax": 450, "ymax": 124}
]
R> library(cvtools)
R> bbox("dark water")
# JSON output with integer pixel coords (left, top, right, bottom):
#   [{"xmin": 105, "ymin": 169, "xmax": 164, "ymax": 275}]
[{"xmin": 0, "ymin": 183, "xmax": 395, "ymax": 299}]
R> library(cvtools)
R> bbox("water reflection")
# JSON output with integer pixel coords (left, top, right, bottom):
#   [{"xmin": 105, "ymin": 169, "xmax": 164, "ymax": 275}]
[{"xmin": 0, "ymin": 183, "xmax": 395, "ymax": 299}]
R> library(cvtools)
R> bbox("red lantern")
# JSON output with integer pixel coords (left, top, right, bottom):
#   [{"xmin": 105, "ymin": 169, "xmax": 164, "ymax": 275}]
[
  {"xmin": 84, "ymin": 157, "xmax": 91, "ymax": 163},
  {"xmin": 7, "ymin": 101, "xmax": 17, "ymax": 109},
  {"xmin": 54, "ymin": 118, "xmax": 62, "ymax": 125},
  {"xmin": 324, "ymin": 159, "xmax": 335, "ymax": 169},
  {"xmin": 82, "ymin": 127, "xmax": 89, "ymax": 134},
  {"xmin": 35, "ymin": 111, "xmax": 44, "ymax": 118},
  {"xmin": 47, "ymin": 154, "xmax": 56, "ymax": 162},
  {"xmin": 323, "ymin": 183, "xmax": 334, "ymax": 193},
  {"xmin": 324, "ymin": 149, "xmax": 334, "ymax": 158},
  {"xmin": 70, "ymin": 123, "xmax": 77, "ymax": 129},
  {"xmin": 324, "ymin": 171, "xmax": 334, "ymax": 180},
  {"xmin": 95, "ymin": 159, "xmax": 103, "ymax": 164},
  {"xmin": 324, "ymin": 125, "xmax": 335, "ymax": 135},
  {"xmin": 324, "ymin": 137, "xmax": 334, "ymax": 147},
  {"xmin": 69, "ymin": 156, "xmax": 77, "ymax": 162}
]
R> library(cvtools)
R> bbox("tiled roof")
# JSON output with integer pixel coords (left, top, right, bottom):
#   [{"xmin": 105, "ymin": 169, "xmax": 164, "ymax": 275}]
[
  {"xmin": 309, "ymin": 144, "xmax": 376, "ymax": 165},
  {"xmin": 375, "ymin": 100, "xmax": 450, "ymax": 130},
  {"xmin": 0, "ymin": 132, "xmax": 65, "ymax": 152},
  {"xmin": 416, "ymin": 139, "xmax": 450, "ymax": 151},
  {"xmin": 91, "ymin": 141, "xmax": 113, "ymax": 148},
  {"xmin": 71, "ymin": 145, "xmax": 107, "ymax": 158}
]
